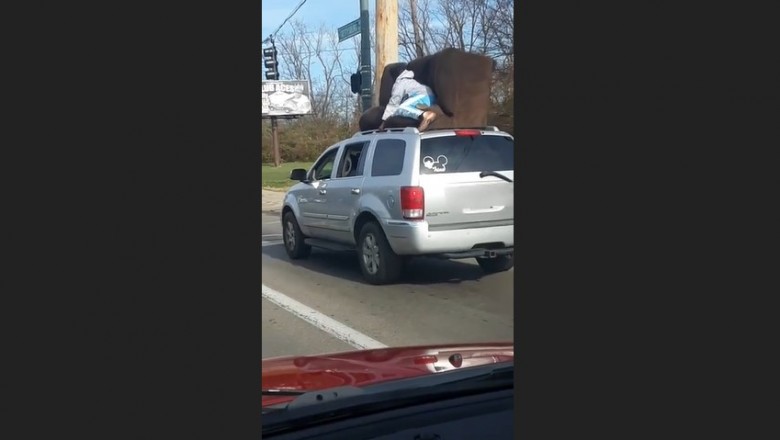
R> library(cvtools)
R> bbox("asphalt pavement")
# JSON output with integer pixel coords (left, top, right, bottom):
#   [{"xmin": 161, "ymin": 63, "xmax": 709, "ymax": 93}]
[{"xmin": 261, "ymin": 211, "xmax": 514, "ymax": 359}]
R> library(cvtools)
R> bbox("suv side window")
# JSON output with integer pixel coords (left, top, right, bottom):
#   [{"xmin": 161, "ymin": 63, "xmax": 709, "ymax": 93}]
[
  {"xmin": 371, "ymin": 139, "xmax": 407, "ymax": 176},
  {"xmin": 336, "ymin": 141, "xmax": 369, "ymax": 178},
  {"xmin": 309, "ymin": 147, "xmax": 339, "ymax": 181}
]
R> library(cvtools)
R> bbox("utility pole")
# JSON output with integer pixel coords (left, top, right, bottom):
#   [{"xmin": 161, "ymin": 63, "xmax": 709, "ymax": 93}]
[
  {"xmin": 270, "ymin": 118, "xmax": 281, "ymax": 167},
  {"xmin": 263, "ymin": 36, "xmax": 282, "ymax": 167},
  {"xmin": 359, "ymin": 0, "xmax": 372, "ymax": 112},
  {"xmin": 374, "ymin": 0, "xmax": 398, "ymax": 106}
]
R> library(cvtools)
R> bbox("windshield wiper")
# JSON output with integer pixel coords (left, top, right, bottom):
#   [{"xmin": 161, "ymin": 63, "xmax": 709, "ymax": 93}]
[
  {"xmin": 262, "ymin": 389, "xmax": 306, "ymax": 396},
  {"xmin": 479, "ymin": 171, "xmax": 513, "ymax": 183}
]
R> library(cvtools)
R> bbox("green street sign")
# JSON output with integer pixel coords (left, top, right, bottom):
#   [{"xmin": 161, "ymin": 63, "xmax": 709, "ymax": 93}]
[{"xmin": 338, "ymin": 18, "xmax": 361, "ymax": 42}]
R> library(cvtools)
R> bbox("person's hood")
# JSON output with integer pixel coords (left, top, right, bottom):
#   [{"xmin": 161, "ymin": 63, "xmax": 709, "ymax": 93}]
[
  {"xmin": 262, "ymin": 342, "xmax": 514, "ymax": 407},
  {"xmin": 397, "ymin": 69, "xmax": 415, "ymax": 81}
]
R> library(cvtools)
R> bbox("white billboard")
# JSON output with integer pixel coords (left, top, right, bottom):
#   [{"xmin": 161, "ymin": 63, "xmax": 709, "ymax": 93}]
[{"xmin": 262, "ymin": 80, "xmax": 313, "ymax": 117}]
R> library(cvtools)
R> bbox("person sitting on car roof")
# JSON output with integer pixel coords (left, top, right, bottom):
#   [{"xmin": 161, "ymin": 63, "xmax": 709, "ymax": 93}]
[{"xmin": 379, "ymin": 69, "xmax": 438, "ymax": 131}]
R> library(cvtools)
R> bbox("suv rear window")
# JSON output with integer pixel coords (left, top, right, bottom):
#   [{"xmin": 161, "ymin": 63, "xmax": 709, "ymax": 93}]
[{"xmin": 419, "ymin": 134, "xmax": 514, "ymax": 174}]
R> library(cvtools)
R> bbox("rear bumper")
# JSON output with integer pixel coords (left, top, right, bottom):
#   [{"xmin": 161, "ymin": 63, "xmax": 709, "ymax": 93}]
[
  {"xmin": 437, "ymin": 247, "xmax": 514, "ymax": 259},
  {"xmin": 381, "ymin": 219, "xmax": 514, "ymax": 256}
]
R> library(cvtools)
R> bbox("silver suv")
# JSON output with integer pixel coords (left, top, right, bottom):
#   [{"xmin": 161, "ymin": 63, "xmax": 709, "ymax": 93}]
[{"xmin": 280, "ymin": 126, "xmax": 514, "ymax": 285}]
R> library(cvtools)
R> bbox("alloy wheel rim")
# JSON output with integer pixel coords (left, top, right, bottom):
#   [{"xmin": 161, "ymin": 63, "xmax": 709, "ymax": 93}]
[
  {"xmin": 285, "ymin": 221, "xmax": 296, "ymax": 250},
  {"xmin": 362, "ymin": 233, "xmax": 380, "ymax": 275}
]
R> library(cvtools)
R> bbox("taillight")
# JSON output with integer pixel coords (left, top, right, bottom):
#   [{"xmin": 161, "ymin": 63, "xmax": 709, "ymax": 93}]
[
  {"xmin": 400, "ymin": 186, "xmax": 424, "ymax": 220},
  {"xmin": 454, "ymin": 129, "xmax": 481, "ymax": 137}
]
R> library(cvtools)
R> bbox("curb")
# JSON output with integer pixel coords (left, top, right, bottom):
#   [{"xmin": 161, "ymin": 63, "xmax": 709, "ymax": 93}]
[{"xmin": 261, "ymin": 188, "xmax": 285, "ymax": 216}]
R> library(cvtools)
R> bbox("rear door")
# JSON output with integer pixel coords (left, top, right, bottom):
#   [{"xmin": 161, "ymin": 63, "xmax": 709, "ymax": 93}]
[{"xmin": 417, "ymin": 131, "xmax": 514, "ymax": 231}]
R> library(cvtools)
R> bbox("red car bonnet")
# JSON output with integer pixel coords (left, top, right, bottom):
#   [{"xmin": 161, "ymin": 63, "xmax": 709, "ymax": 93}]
[{"xmin": 262, "ymin": 342, "xmax": 514, "ymax": 407}]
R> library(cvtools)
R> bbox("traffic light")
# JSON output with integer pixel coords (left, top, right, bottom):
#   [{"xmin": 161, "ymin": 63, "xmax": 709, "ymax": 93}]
[
  {"xmin": 263, "ymin": 45, "xmax": 279, "ymax": 80},
  {"xmin": 350, "ymin": 72, "xmax": 361, "ymax": 94}
]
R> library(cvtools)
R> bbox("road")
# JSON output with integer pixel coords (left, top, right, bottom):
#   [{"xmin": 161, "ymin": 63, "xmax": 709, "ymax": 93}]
[{"xmin": 261, "ymin": 212, "xmax": 514, "ymax": 359}]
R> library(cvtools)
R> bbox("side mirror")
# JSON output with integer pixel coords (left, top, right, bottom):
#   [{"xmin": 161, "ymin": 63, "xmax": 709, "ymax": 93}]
[{"xmin": 289, "ymin": 168, "xmax": 308, "ymax": 181}]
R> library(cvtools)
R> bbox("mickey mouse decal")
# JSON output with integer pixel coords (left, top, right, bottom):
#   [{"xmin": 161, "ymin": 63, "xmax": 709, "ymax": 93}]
[{"xmin": 422, "ymin": 155, "xmax": 448, "ymax": 173}]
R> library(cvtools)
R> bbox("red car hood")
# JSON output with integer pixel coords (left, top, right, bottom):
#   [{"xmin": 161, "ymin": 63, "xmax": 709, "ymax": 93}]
[{"xmin": 262, "ymin": 342, "xmax": 514, "ymax": 407}]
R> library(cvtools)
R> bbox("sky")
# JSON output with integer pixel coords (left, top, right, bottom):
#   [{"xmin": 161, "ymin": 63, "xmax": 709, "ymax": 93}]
[
  {"xmin": 262, "ymin": 0, "xmax": 374, "ymax": 45},
  {"xmin": 262, "ymin": 0, "xmax": 378, "ymax": 89}
]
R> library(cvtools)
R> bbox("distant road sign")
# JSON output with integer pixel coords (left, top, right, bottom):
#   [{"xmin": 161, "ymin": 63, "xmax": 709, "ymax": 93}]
[{"xmin": 338, "ymin": 18, "xmax": 361, "ymax": 42}]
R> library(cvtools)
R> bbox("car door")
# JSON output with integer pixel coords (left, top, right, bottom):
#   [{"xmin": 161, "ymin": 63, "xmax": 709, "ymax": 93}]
[
  {"xmin": 320, "ymin": 140, "xmax": 371, "ymax": 244},
  {"xmin": 297, "ymin": 145, "xmax": 340, "ymax": 238}
]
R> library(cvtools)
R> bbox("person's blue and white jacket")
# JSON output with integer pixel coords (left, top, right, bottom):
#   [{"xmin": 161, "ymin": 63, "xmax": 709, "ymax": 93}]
[{"xmin": 381, "ymin": 70, "xmax": 436, "ymax": 121}]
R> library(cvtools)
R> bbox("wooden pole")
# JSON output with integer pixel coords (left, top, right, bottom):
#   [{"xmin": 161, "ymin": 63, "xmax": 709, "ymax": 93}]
[
  {"xmin": 374, "ymin": 0, "xmax": 398, "ymax": 106},
  {"xmin": 271, "ymin": 117, "xmax": 281, "ymax": 167}
]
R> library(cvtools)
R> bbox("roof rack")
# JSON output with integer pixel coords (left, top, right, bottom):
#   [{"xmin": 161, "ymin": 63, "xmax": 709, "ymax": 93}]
[
  {"xmin": 353, "ymin": 126, "xmax": 500, "ymax": 137},
  {"xmin": 352, "ymin": 127, "xmax": 420, "ymax": 137},
  {"xmin": 456, "ymin": 126, "xmax": 500, "ymax": 131}
]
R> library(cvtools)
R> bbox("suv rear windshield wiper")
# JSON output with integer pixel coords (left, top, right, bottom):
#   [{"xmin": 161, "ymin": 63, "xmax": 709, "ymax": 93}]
[{"xmin": 479, "ymin": 171, "xmax": 513, "ymax": 183}]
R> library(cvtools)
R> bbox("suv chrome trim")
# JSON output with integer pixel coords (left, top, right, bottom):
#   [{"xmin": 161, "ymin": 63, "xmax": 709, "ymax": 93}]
[{"xmin": 427, "ymin": 219, "xmax": 514, "ymax": 232}]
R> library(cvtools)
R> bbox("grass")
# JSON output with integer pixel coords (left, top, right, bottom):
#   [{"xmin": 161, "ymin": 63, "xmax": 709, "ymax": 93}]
[{"xmin": 262, "ymin": 161, "xmax": 313, "ymax": 189}]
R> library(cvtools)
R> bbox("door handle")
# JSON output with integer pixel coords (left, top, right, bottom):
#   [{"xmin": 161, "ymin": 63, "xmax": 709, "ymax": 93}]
[
  {"xmin": 351, "ymin": 188, "xmax": 361, "ymax": 195},
  {"xmin": 319, "ymin": 189, "xmax": 327, "ymax": 195}
]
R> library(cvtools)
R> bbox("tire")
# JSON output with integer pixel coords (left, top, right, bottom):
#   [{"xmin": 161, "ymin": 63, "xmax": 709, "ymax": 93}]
[
  {"xmin": 357, "ymin": 222, "xmax": 403, "ymax": 285},
  {"xmin": 477, "ymin": 253, "xmax": 514, "ymax": 274},
  {"xmin": 282, "ymin": 212, "xmax": 311, "ymax": 259}
]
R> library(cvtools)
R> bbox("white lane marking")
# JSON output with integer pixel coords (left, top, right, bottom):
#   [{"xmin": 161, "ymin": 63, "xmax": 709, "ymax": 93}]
[
  {"xmin": 262, "ymin": 234, "xmax": 283, "ymax": 248},
  {"xmin": 262, "ymin": 283, "xmax": 388, "ymax": 350}
]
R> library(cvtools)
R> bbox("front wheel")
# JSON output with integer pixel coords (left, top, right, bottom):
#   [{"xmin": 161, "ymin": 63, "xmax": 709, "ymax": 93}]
[
  {"xmin": 477, "ymin": 253, "xmax": 514, "ymax": 274},
  {"xmin": 282, "ymin": 212, "xmax": 311, "ymax": 259},
  {"xmin": 357, "ymin": 222, "xmax": 403, "ymax": 285}
]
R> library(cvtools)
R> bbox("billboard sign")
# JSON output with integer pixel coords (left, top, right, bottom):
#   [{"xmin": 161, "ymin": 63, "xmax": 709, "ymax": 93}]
[{"xmin": 262, "ymin": 80, "xmax": 313, "ymax": 117}]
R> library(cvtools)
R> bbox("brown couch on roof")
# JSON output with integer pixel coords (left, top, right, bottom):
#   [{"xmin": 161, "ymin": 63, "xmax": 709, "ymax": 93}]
[{"xmin": 358, "ymin": 48, "xmax": 494, "ymax": 132}]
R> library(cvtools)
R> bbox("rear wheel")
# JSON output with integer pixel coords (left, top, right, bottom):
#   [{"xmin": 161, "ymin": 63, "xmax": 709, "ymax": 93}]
[
  {"xmin": 357, "ymin": 222, "xmax": 403, "ymax": 285},
  {"xmin": 477, "ymin": 253, "xmax": 514, "ymax": 274},
  {"xmin": 282, "ymin": 212, "xmax": 311, "ymax": 259}
]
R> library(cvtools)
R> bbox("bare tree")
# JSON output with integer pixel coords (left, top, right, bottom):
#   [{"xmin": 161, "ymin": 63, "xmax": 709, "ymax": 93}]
[
  {"xmin": 399, "ymin": 0, "xmax": 514, "ymax": 60},
  {"xmin": 399, "ymin": 0, "xmax": 436, "ymax": 60},
  {"xmin": 274, "ymin": 21, "xmax": 357, "ymax": 120},
  {"xmin": 274, "ymin": 21, "xmax": 312, "ymax": 82},
  {"xmin": 489, "ymin": 0, "xmax": 514, "ymax": 63}
]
